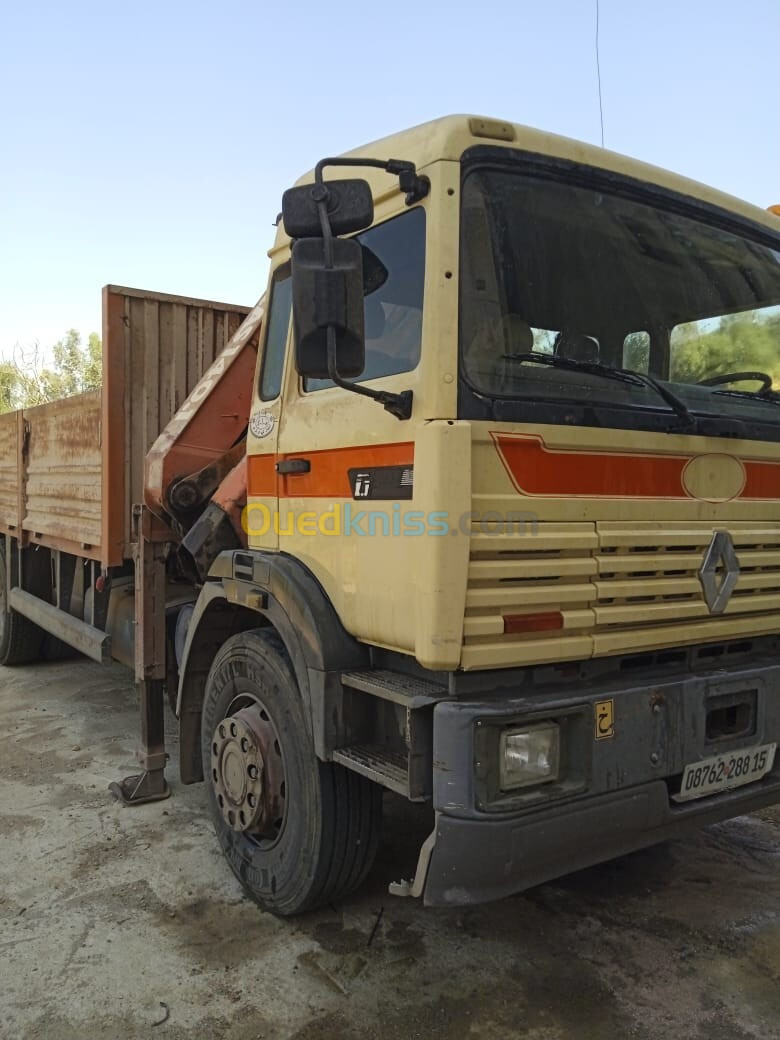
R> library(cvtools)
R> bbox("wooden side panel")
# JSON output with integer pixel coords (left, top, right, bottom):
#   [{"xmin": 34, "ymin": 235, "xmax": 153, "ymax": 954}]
[
  {"xmin": 0, "ymin": 412, "xmax": 19, "ymax": 532},
  {"xmin": 101, "ymin": 285, "xmax": 253, "ymax": 565},
  {"xmin": 23, "ymin": 392, "xmax": 102, "ymax": 555}
]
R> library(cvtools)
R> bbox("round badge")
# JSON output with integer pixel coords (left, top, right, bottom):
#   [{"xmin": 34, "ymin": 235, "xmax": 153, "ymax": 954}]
[{"xmin": 250, "ymin": 411, "xmax": 275, "ymax": 439}]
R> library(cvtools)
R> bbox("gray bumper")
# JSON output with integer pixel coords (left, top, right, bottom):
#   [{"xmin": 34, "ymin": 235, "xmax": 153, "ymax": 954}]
[
  {"xmin": 422, "ymin": 657, "xmax": 780, "ymax": 906},
  {"xmin": 423, "ymin": 773, "xmax": 780, "ymax": 906}
]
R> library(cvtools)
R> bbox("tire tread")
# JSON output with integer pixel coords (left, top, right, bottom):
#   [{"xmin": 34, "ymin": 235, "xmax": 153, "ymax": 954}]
[
  {"xmin": 0, "ymin": 544, "xmax": 45, "ymax": 666},
  {"xmin": 202, "ymin": 627, "xmax": 381, "ymax": 915}
]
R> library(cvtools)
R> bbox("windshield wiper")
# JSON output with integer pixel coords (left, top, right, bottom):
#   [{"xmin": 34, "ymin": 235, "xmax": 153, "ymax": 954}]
[
  {"xmin": 712, "ymin": 388, "xmax": 780, "ymax": 405},
  {"xmin": 505, "ymin": 351, "xmax": 697, "ymax": 431}
]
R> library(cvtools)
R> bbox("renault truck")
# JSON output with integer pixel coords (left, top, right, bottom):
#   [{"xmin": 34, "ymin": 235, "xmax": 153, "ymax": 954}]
[{"xmin": 1, "ymin": 115, "xmax": 779, "ymax": 915}]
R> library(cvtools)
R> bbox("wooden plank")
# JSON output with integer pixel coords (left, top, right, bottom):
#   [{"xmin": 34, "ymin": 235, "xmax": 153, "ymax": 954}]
[
  {"xmin": 187, "ymin": 306, "xmax": 199, "ymax": 398},
  {"xmin": 143, "ymin": 299, "xmax": 160, "ymax": 453},
  {"xmin": 171, "ymin": 303, "xmax": 188, "ymax": 415},
  {"xmin": 213, "ymin": 310, "xmax": 225, "ymax": 357},
  {"xmin": 0, "ymin": 412, "xmax": 19, "ymax": 532},
  {"xmin": 128, "ymin": 295, "xmax": 147, "ymax": 550},
  {"xmin": 23, "ymin": 392, "xmax": 102, "ymax": 549},
  {"xmin": 17, "ymin": 411, "xmax": 28, "ymax": 545},
  {"xmin": 201, "ymin": 308, "xmax": 213, "ymax": 379},
  {"xmin": 101, "ymin": 285, "xmax": 128, "ymax": 565},
  {"xmin": 104, "ymin": 283, "xmax": 250, "ymax": 313},
  {"xmin": 157, "ymin": 301, "xmax": 175, "ymax": 430}
]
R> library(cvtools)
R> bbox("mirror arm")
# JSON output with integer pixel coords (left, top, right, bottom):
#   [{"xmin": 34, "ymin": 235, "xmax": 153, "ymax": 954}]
[
  {"xmin": 314, "ymin": 156, "xmax": 429, "ymax": 206},
  {"xmin": 326, "ymin": 328, "xmax": 413, "ymax": 421}
]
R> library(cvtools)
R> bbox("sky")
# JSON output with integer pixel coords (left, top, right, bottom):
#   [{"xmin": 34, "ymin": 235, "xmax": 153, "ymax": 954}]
[{"xmin": 1, "ymin": 0, "xmax": 779, "ymax": 358}]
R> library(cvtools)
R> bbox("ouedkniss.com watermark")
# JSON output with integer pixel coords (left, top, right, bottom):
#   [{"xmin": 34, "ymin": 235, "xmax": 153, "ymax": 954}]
[{"xmin": 242, "ymin": 504, "xmax": 539, "ymax": 538}]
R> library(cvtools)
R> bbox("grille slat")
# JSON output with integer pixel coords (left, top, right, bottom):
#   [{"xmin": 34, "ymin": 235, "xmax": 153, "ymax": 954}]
[{"xmin": 463, "ymin": 522, "xmax": 780, "ymax": 664}]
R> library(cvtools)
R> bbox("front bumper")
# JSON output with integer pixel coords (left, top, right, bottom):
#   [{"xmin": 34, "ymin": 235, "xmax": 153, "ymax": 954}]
[
  {"xmin": 420, "ymin": 655, "xmax": 780, "ymax": 906},
  {"xmin": 423, "ymin": 772, "xmax": 780, "ymax": 906}
]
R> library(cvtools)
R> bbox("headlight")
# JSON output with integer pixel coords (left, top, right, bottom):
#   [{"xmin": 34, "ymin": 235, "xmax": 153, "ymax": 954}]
[{"xmin": 499, "ymin": 722, "xmax": 560, "ymax": 790}]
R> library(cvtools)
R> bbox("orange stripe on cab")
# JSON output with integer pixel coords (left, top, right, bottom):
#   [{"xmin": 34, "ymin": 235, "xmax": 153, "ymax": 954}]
[
  {"xmin": 493, "ymin": 432, "xmax": 780, "ymax": 501},
  {"xmin": 493, "ymin": 433, "xmax": 688, "ymax": 498},
  {"xmin": 247, "ymin": 442, "xmax": 414, "ymax": 499},
  {"xmin": 247, "ymin": 454, "xmax": 277, "ymax": 497}
]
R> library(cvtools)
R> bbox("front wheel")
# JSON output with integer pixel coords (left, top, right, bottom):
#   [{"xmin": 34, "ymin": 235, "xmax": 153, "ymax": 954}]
[{"xmin": 201, "ymin": 628, "xmax": 381, "ymax": 915}]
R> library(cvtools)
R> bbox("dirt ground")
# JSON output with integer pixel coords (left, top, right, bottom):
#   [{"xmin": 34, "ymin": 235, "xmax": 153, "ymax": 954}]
[{"xmin": 1, "ymin": 658, "xmax": 779, "ymax": 1040}]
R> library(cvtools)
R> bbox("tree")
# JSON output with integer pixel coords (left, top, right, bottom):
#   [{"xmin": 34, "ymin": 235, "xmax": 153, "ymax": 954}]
[
  {"xmin": 671, "ymin": 311, "xmax": 780, "ymax": 387},
  {"xmin": 0, "ymin": 330, "xmax": 102, "ymax": 414},
  {"xmin": 0, "ymin": 362, "xmax": 19, "ymax": 413},
  {"xmin": 623, "ymin": 331, "xmax": 651, "ymax": 372}
]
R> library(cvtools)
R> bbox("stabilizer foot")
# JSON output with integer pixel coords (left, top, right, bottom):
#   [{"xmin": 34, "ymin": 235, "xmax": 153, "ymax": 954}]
[{"xmin": 109, "ymin": 770, "xmax": 171, "ymax": 806}]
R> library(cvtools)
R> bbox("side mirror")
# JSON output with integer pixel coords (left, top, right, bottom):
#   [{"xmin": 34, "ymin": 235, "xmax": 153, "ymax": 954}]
[
  {"xmin": 282, "ymin": 179, "xmax": 374, "ymax": 238},
  {"xmin": 279, "ymin": 156, "xmax": 415, "ymax": 419},
  {"xmin": 291, "ymin": 237, "xmax": 365, "ymax": 378}
]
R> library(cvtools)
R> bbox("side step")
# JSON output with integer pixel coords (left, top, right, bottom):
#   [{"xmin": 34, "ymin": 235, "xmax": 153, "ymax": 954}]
[
  {"xmin": 9, "ymin": 588, "xmax": 111, "ymax": 664},
  {"xmin": 335, "ymin": 669, "xmax": 449, "ymax": 800},
  {"xmin": 340, "ymin": 668, "xmax": 446, "ymax": 707},
  {"xmin": 332, "ymin": 745, "xmax": 410, "ymax": 797}
]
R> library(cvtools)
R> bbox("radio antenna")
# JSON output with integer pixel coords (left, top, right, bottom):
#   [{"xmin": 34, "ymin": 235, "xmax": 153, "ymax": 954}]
[{"xmin": 595, "ymin": 0, "xmax": 605, "ymax": 147}]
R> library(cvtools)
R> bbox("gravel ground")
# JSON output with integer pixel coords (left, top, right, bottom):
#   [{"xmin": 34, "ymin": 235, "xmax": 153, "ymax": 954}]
[{"xmin": 1, "ymin": 658, "xmax": 779, "ymax": 1040}]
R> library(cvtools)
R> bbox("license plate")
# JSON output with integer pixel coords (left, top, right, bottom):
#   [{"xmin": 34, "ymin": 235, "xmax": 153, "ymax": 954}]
[{"xmin": 672, "ymin": 742, "xmax": 776, "ymax": 803}]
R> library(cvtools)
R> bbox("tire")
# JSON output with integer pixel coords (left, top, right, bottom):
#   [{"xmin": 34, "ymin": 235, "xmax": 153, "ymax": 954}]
[
  {"xmin": 0, "ymin": 542, "xmax": 47, "ymax": 666},
  {"xmin": 42, "ymin": 634, "xmax": 81, "ymax": 661},
  {"xmin": 201, "ymin": 628, "xmax": 381, "ymax": 916}
]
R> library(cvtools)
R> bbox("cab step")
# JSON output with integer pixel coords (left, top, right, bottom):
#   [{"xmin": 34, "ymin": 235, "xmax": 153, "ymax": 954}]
[
  {"xmin": 340, "ymin": 668, "xmax": 446, "ymax": 708},
  {"xmin": 335, "ymin": 669, "xmax": 445, "ymax": 800},
  {"xmin": 332, "ymin": 745, "xmax": 410, "ymax": 796}
]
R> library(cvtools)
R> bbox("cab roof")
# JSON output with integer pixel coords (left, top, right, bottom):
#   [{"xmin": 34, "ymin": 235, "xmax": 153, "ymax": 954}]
[{"xmin": 271, "ymin": 114, "xmax": 780, "ymax": 253}]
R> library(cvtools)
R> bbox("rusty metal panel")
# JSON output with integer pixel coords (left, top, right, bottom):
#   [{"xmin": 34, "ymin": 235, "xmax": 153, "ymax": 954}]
[
  {"xmin": 0, "ymin": 411, "xmax": 19, "ymax": 532},
  {"xmin": 101, "ymin": 285, "xmax": 253, "ymax": 566},
  {"xmin": 23, "ymin": 392, "xmax": 102, "ymax": 554}
]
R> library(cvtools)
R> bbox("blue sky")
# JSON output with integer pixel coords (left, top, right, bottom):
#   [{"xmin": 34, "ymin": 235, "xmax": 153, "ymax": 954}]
[{"xmin": 1, "ymin": 0, "xmax": 779, "ymax": 357}]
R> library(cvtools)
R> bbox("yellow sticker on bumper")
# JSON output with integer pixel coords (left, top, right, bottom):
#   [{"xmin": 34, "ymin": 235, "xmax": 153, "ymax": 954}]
[{"xmin": 595, "ymin": 699, "xmax": 615, "ymax": 740}]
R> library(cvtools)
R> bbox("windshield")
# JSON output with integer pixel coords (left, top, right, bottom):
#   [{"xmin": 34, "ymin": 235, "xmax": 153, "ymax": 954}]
[{"xmin": 459, "ymin": 164, "xmax": 780, "ymax": 435}]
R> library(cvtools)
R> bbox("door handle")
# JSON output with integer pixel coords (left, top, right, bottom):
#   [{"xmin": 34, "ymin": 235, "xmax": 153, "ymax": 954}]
[{"xmin": 276, "ymin": 458, "xmax": 311, "ymax": 475}]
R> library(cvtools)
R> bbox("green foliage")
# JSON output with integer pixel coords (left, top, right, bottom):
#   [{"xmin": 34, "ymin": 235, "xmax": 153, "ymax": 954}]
[
  {"xmin": 623, "ymin": 331, "xmax": 651, "ymax": 373},
  {"xmin": 670, "ymin": 311, "xmax": 780, "ymax": 387},
  {"xmin": 0, "ymin": 363, "xmax": 18, "ymax": 413},
  {"xmin": 0, "ymin": 330, "xmax": 102, "ymax": 414}
]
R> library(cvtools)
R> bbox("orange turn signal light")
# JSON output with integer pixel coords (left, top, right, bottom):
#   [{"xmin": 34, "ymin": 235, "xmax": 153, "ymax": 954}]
[{"xmin": 503, "ymin": 611, "xmax": 564, "ymax": 634}]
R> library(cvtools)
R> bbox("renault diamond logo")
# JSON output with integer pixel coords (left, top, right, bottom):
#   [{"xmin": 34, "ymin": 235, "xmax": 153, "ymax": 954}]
[{"xmin": 698, "ymin": 531, "xmax": 740, "ymax": 614}]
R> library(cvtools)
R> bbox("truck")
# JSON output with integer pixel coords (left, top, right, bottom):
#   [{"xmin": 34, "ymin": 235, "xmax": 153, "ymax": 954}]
[{"xmin": 2, "ymin": 114, "xmax": 780, "ymax": 915}]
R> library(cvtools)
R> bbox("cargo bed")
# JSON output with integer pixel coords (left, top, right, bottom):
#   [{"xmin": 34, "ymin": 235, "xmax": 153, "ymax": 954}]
[{"xmin": 0, "ymin": 286, "xmax": 252, "ymax": 566}]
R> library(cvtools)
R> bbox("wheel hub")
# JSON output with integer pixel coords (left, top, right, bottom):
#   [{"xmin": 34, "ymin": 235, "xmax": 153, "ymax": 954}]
[
  {"xmin": 211, "ymin": 713, "xmax": 265, "ymax": 832},
  {"xmin": 210, "ymin": 705, "xmax": 286, "ymax": 839}
]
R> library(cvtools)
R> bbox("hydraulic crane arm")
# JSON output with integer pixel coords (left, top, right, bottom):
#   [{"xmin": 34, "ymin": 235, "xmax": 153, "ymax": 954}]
[{"xmin": 143, "ymin": 298, "xmax": 263, "ymax": 578}]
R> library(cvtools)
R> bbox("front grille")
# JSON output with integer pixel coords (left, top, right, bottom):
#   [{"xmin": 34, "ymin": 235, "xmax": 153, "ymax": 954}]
[
  {"xmin": 462, "ymin": 521, "xmax": 780, "ymax": 669},
  {"xmin": 595, "ymin": 524, "xmax": 780, "ymax": 626}
]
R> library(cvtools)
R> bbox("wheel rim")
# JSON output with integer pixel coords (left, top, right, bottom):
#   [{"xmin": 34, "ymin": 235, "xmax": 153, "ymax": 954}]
[{"xmin": 210, "ymin": 694, "xmax": 287, "ymax": 847}]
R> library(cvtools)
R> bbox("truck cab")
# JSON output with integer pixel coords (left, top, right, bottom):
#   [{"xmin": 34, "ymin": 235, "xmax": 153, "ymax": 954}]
[{"xmin": 137, "ymin": 115, "xmax": 780, "ymax": 912}]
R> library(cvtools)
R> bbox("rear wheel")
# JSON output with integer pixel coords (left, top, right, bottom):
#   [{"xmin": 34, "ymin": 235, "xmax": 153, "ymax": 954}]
[
  {"xmin": 0, "ymin": 542, "xmax": 46, "ymax": 666},
  {"xmin": 201, "ymin": 628, "xmax": 381, "ymax": 915}
]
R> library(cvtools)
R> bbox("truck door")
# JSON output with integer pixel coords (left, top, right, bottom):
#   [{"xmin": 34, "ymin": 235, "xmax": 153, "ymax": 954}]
[
  {"xmin": 245, "ymin": 262, "xmax": 292, "ymax": 551},
  {"xmin": 273, "ymin": 205, "xmax": 427, "ymax": 653}
]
